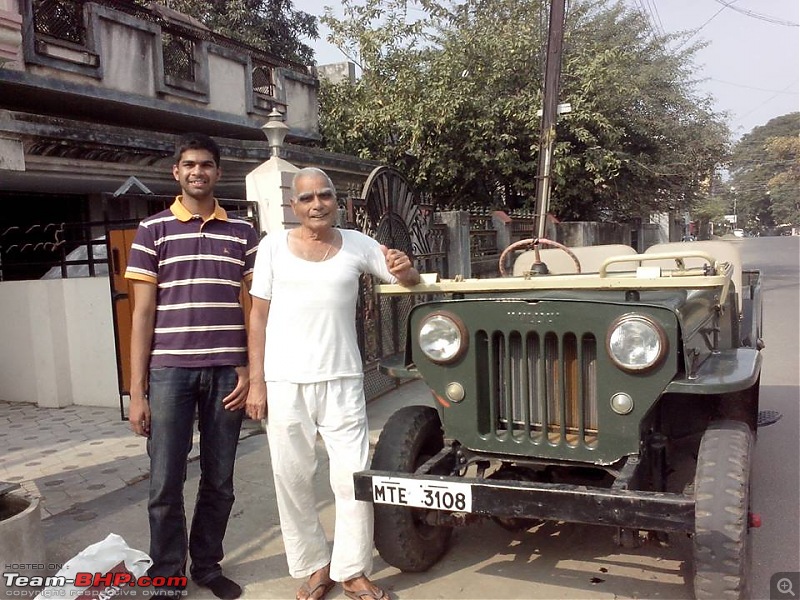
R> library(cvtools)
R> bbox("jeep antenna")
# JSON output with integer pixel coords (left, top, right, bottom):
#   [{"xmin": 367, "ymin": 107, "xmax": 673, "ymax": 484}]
[{"xmin": 533, "ymin": 0, "xmax": 567, "ymax": 240}]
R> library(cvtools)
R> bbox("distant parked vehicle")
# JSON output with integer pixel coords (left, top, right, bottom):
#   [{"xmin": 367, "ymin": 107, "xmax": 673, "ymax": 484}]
[{"xmin": 733, "ymin": 229, "xmax": 745, "ymax": 238}]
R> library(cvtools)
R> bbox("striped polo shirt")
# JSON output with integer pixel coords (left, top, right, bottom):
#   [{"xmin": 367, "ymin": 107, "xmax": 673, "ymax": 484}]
[{"xmin": 125, "ymin": 197, "xmax": 260, "ymax": 368}]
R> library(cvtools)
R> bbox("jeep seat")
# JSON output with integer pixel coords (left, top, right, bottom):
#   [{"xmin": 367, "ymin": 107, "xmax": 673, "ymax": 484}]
[
  {"xmin": 644, "ymin": 241, "xmax": 743, "ymax": 312},
  {"xmin": 513, "ymin": 244, "xmax": 638, "ymax": 276}
]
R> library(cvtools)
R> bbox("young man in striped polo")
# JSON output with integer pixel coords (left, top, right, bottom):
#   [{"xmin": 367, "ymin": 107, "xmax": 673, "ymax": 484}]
[{"xmin": 125, "ymin": 133, "xmax": 259, "ymax": 599}]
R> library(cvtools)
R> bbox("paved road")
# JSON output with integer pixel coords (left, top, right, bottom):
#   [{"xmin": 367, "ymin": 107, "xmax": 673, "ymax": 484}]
[
  {"xmin": 745, "ymin": 236, "xmax": 800, "ymax": 599},
  {"xmin": 42, "ymin": 237, "xmax": 798, "ymax": 600}
]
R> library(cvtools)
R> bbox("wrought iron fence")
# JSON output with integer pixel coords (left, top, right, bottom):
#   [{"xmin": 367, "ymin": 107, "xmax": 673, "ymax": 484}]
[
  {"xmin": 508, "ymin": 208, "xmax": 538, "ymax": 242},
  {"xmin": 0, "ymin": 220, "xmax": 113, "ymax": 281},
  {"xmin": 416, "ymin": 222, "xmax": 448, "ymax": 275},
  {"xmin": 510, "ymin": 219, "xmax": 537, "ymax": 242},
  {"xmin": 469, "ymin": 214, "xmax": 498, "ymax": 257}
]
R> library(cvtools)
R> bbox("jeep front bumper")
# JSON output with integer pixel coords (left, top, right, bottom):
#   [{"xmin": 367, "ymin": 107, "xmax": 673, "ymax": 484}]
[{"xmin": 354, "ymin": 467, "xmax": 695, "ymax": 533}]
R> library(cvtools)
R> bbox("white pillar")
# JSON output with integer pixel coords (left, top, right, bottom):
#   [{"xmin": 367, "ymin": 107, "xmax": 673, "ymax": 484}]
[
  {"xmin": 29, "ymin": 283, "xmax": 73, "ymax": 407},
  {"xmin": 0, "ymin": 0, "xmax": 23, "ymax": 69},
  {"xmin": 491, "ymin": 210, "xmax": 512, "ymax": 251},
  {"xmin": 245, "ymin": 157, "xmax": 300, "ymax": 234}
]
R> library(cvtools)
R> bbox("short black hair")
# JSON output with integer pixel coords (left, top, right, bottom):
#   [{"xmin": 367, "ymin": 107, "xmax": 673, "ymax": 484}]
[{"xmin": 174, "ymin": 133, "xmax": 221, "ymax": 167}]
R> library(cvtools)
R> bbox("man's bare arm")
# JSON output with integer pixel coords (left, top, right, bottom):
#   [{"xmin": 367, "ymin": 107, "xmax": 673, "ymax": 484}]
[
  {"xmin": 245, "ymin": 296, "xmax": 270, "ymax": 420},
  {"xmin": 129, "ymin": 281, "xmax": 157, "ymax": 436}
]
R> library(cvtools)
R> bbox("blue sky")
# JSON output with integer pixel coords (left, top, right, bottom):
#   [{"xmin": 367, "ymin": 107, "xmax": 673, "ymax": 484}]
[{"xmin": 293, "ymin": 0, "xmax": 799, "ymax": 139}]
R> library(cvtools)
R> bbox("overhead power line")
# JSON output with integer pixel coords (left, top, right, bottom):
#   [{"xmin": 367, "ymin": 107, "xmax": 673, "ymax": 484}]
[
  {"xmin": 710, "ymin": 78, "xmax": 800, "ymax": 95},
  {"xmin": 643, "ymin": 0, "xmax": 664, "ymax": 36},
  {"xmin": 674, "ymin": 0, "xmax": 738, "ymax": 49},
  {"xmin": 631, "ymin": 0, "xmax": 663, "ymax": 38},
  {"xmin": 734, "ymin": 80, "xmax": 800, "ymax": 125},
  {"xmin": 710, "ymin": 0, "xmax": 799, "ymax": 27},
  {"xmin": 677, "ymin": 0, "xmax": 797, "ymax": 51}
]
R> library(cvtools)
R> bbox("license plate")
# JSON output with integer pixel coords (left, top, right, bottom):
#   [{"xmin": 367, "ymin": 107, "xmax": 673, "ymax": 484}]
[{"xmin": 371, "ymin": 476, "xmax": 473, "ymax": 512}]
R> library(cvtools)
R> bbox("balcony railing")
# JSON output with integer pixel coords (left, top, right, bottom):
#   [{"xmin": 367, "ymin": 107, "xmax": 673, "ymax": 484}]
[{"xmin": 27, "ymin": 0, "xmax": 306, "ymax": 81}]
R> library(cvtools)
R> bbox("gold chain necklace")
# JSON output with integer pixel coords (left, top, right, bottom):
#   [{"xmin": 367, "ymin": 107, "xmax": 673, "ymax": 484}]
[{"xmin": 295, "ymin": 230, "xmax": 336, "ymax": 261}]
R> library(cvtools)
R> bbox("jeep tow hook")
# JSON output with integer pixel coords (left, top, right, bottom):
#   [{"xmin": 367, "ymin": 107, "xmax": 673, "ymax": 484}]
[{"xmin": 749, "ymin": 512, "xmax": 762, "ymax": 528}]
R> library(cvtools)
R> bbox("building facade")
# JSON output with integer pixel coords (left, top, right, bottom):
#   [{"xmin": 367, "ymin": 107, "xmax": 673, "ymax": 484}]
[
  {"xmin": 0, "ymin": 0, "xmax": 383, "ymax": 408},
  {"xmin": 0, "ymin": 0, "xmax": 377, "ymax": 262}
]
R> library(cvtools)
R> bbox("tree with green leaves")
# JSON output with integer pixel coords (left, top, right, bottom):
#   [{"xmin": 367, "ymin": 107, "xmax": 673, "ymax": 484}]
[
  {"xmin": 162, "ymin": 0, "xmax": 318, "ymax": 65},
  {"xmin": 729, "ymin": 112, "xmax": 799, "ymax": 233},
  {"xmin": 320, "ymin": 0, "xmax": 729, "ymax": 221},
  {"xmin": 764, "ymin": 135, "xmax": 800, "ymax": 229}
]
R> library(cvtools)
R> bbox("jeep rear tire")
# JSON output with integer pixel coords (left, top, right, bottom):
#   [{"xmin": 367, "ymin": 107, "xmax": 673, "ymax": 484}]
[
  {"xmin": 692, "ymin": 420, "xmax": 754, "ymax": 600},
  {"xmin": 371, "ymin": 405, "xmax": 452, "ymax": 572}
]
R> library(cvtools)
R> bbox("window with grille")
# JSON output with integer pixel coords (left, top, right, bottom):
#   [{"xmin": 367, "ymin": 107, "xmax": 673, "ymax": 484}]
[
  {"xmin": 252, "ymin": 64, "xmax": 275, "ymax": 97},
  {"xmin": 33, "ymin": 0, "xmax": 86, "ymax": 45},
  {"xmin": 162, "ymin": 31, "xmax": 195, "ymax": 82}
]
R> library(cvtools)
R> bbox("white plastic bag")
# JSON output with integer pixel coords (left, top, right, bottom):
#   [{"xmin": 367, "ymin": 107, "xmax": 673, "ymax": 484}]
[{"xmin": 36, "ymin": 533, "xmax": 151, "ymax": 599}]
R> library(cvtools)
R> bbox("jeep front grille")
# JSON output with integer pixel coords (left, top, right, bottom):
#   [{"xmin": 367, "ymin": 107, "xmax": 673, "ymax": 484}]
[{"xmin": 477, "ymin": 330, "xmax": 598, "ymax": 447}]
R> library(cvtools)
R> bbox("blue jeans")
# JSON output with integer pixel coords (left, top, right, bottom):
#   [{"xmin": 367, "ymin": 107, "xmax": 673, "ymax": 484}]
[{"xmin": 146, "ymin": 366, "xmax": 244, "ymax": 585}]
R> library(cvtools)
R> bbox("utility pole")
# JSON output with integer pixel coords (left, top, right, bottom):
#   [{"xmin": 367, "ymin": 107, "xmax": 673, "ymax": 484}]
[{"xmin": 533, "ymin": 0, "xmax": 567, "ymax": 240}]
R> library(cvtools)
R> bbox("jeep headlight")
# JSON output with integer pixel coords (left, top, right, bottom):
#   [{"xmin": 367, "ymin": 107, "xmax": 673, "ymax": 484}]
[
  {"xmin": 418, "ymin": 312, "xmax": 467, "ymax": 364},
  {"xmin": 607, "ymin": 314, "xmax": 667, "ymax": 372}
]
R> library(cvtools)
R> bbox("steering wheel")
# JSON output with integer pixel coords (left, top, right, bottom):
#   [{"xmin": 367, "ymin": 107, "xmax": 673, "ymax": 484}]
[{"xmin": 498, "ymin": 238, "xmax": 582, "ymax": 277}]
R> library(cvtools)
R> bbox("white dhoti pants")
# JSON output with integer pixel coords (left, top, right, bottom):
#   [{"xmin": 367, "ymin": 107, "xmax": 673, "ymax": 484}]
[{"xmin": 265, "ymin": 377, "xmax": 373, "ymax": 582}]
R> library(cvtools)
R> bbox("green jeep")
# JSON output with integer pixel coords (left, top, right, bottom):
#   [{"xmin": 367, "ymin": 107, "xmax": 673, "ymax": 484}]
[{"xmin": 353, "ymin": 239, "xmax": 763, "ymax": 600}]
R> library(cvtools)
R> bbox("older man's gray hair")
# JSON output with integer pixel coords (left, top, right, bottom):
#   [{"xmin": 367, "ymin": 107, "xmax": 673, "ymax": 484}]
[{"xmin": 291, "ymin": 167, "xmax": 335, "ymax": 196}]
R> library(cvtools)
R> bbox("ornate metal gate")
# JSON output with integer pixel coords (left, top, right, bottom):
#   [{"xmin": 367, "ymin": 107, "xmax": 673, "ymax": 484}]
[{"xmin": 345, "ymin": 166, "xmax": 448, "ymax": 400}]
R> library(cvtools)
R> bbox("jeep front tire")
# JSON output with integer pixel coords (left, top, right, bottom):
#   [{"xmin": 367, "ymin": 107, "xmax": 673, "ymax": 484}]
[
  {"xmin": 692, "ymin": 420, "xmax": 754, "ymax": 600},
  {"xmin": 370, "ymin": 405, "xmax": 452, "ymax": 572}
]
